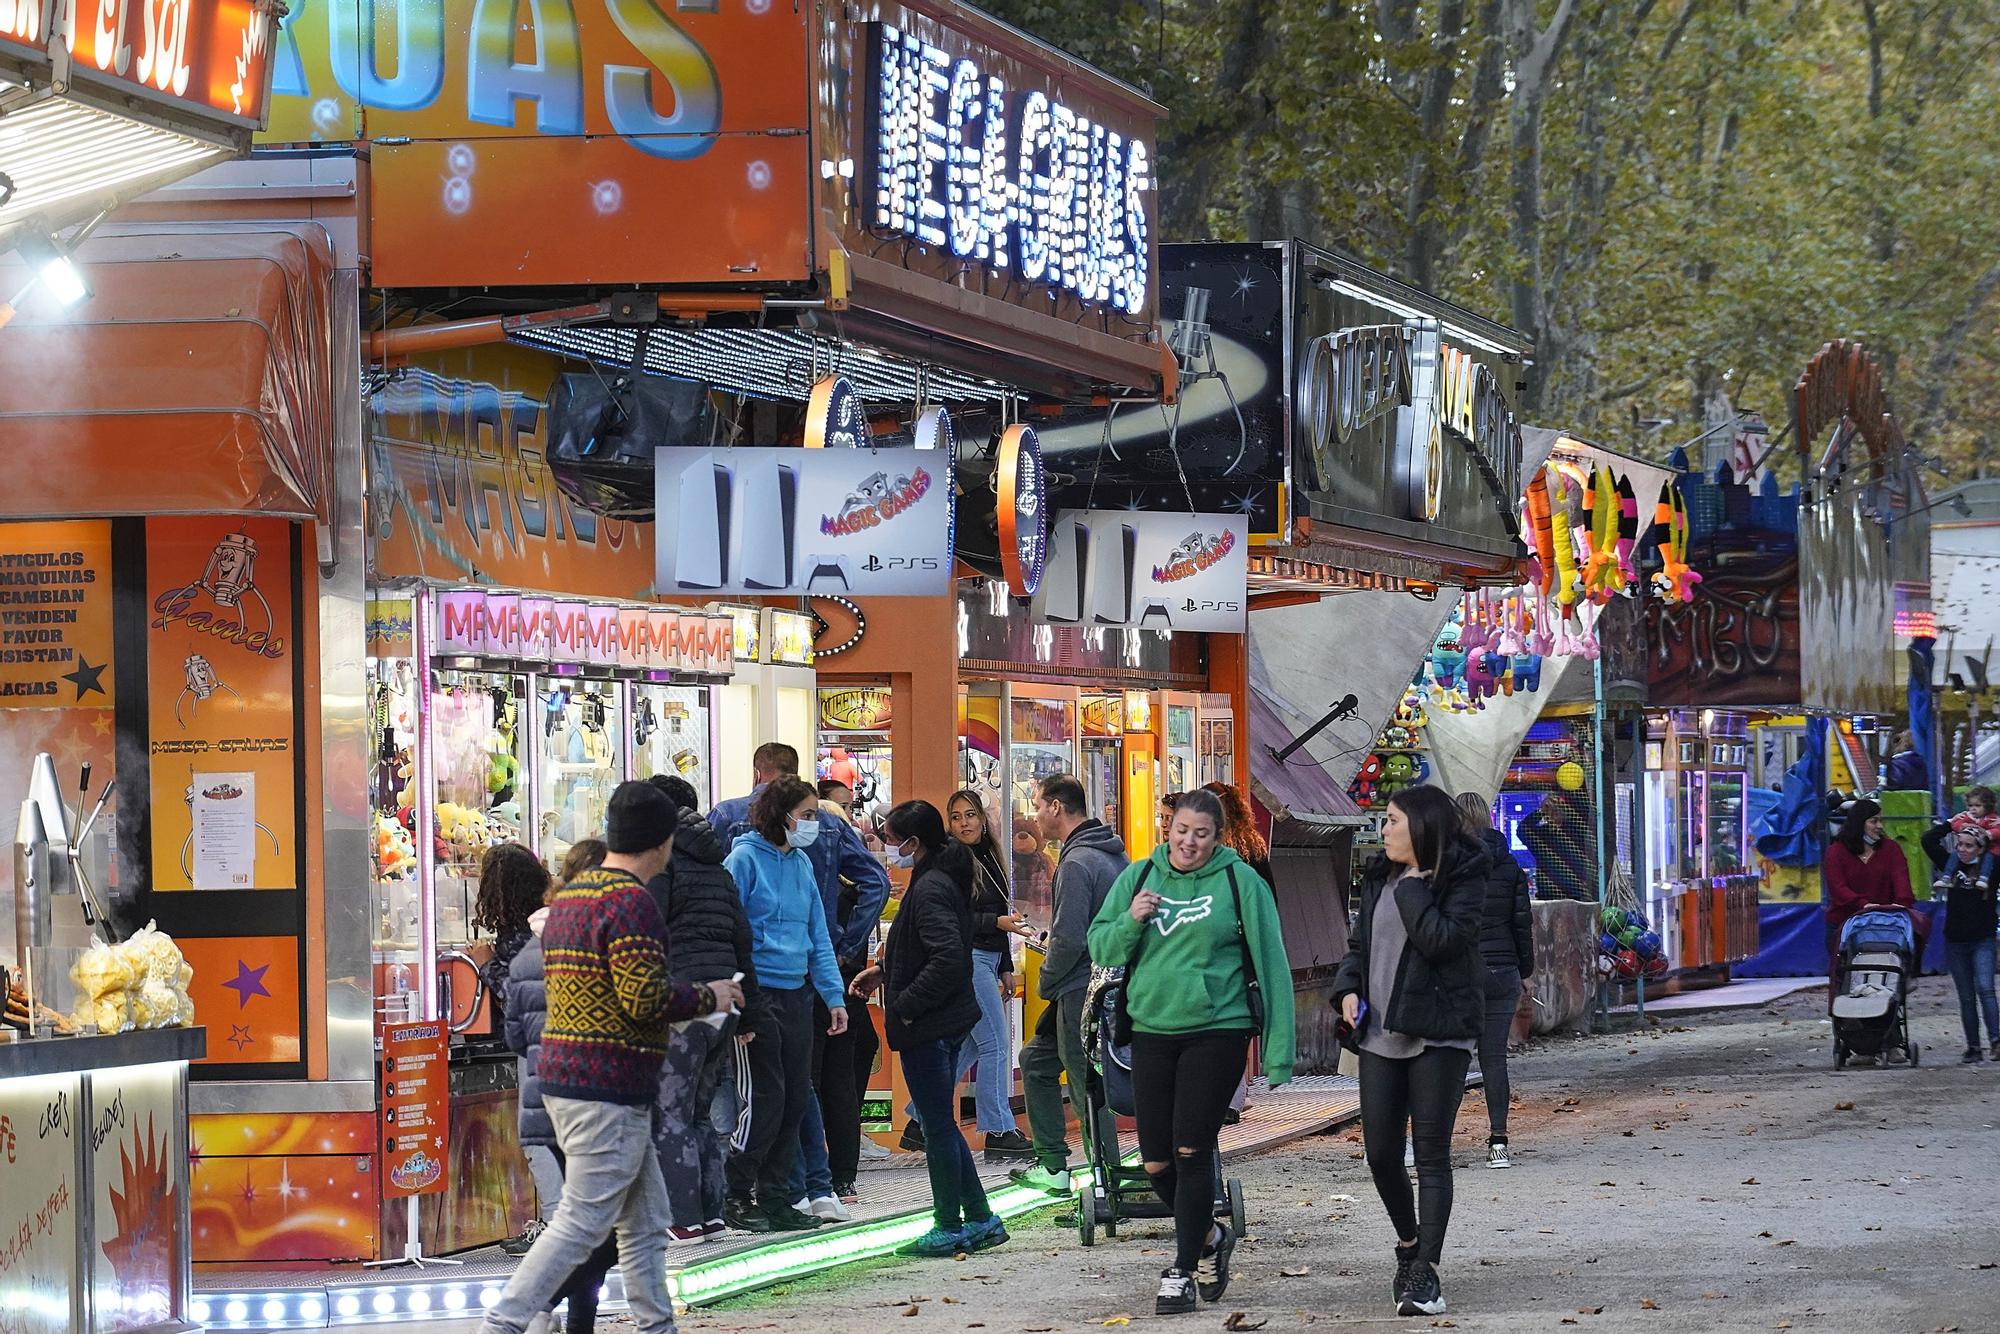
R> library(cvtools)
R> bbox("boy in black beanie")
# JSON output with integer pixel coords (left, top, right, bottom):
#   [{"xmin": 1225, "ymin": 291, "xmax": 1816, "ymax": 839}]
[{"xmin": 482, "ymin": 781, "xmax": 743, "ymax": 1334}]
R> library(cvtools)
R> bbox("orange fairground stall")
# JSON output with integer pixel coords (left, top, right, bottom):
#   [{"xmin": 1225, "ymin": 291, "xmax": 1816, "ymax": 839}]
[{"xmin": 15, "ymin": 0, "xmax": 1214, "ymax": 1300}]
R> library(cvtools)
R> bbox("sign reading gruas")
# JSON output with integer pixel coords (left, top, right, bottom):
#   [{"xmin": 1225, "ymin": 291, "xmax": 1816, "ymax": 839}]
[
  {"xmin": 654, "ymin": 447, "xmax": 954, "ymax": 597},
  {"xmin": 1030, "ymin": 511, "xmax": 1248, "ymax": 632}
]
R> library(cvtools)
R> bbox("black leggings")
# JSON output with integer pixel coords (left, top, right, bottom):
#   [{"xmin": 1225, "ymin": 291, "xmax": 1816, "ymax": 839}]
[
  {"xmin": 1131, "ymin": 1029, "xmax": 1251, "ymax": 1271},
  {"xmin": 1359, "ymin": 1046, "xmax": 1472, "ymax": 1265}
]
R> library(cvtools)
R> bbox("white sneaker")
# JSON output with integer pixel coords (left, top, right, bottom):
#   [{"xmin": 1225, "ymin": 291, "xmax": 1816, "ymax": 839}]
[
  {"xmin": 809, "ymin": 1194, "xmax": 852, "ymax": 1221},
  {"xmin": 1404, "ymin": 1142, "xmax": 1415, "ymax": 1169},
  {"xmin": 1487, "ymin": 1141, "xmax": 1512, "ymax": 1169},
  {"xmin": 858, "ymin": 1138, "xmax": 892, "ymax": 1161}
]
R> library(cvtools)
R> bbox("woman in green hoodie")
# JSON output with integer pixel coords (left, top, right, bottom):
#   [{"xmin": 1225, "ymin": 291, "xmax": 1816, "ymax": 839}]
[{"xmin": 1088, "ymin": 787, "xmax": 1294, "ymax": 1317}]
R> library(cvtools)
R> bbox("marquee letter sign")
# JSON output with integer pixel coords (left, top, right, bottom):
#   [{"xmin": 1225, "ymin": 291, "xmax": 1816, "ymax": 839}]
[{"xmin": 863, "ymin": 22, "xmax": 1151, "ymax": 314}]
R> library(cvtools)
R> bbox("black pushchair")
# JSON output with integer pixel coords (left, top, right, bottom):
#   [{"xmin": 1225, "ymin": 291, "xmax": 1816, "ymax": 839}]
[
  {"xmin": 1074, "ymin": 969, "xmax": 1245, "ymax": 1247},
  {"xmin": 1832, "ymin": 908, "xmax": 1920, "ymax": 1068}
]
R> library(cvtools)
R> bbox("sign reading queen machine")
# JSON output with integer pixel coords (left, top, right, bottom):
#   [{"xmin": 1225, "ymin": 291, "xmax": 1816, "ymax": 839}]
[{"xmin": 862, "ymin": 21, "xmax": 1152, "ymax": 314}]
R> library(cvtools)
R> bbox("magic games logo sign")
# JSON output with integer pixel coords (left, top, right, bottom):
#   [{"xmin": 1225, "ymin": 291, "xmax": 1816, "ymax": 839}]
[
  {"xmin": 820, "ymin": 468, "xmax": 934, "ymax": 538},
  {"xmin": 1150, "ymin": 528, "xmax": 1237, "ymax": 584}
]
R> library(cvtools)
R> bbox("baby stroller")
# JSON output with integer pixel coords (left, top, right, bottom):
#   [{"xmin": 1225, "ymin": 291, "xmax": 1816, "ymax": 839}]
[
  {"xmin": 1832, "ymin": 908, "xmax": 1920, "ymax": 1068},
  {"xmin": 1074, "ymin": 968, "xmax": 1245, "ymax": 1247}
]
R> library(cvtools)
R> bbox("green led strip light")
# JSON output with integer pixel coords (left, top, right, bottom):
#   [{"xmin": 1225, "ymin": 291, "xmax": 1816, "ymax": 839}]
[{"xmin": 670, "ymin": 1180, "xmax": 1074, "ymax": 1306}]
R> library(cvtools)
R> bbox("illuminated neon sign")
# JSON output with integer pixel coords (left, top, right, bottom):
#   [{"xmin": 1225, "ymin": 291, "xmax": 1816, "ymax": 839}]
[{"xmin": 862, "ymin": 22, "xmax": 1151, "ymax": 313}]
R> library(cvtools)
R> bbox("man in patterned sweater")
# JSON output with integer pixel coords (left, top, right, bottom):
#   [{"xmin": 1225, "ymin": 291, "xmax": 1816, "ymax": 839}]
[{"xmin": 483, "ymin": 782, "xmax": 743, "ymax": 1334}]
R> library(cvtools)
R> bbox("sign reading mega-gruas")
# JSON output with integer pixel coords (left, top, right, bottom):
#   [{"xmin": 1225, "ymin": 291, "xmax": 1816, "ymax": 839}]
[{"xmin": 1040, "ymin": 241, "xmax": 1531, "ymax": 574}]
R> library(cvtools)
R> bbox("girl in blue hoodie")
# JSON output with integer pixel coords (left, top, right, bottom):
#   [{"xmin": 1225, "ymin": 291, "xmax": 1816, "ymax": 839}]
[{"xmin": 721, "ymin": 776, "xmax": 850, "ymax": 1233}]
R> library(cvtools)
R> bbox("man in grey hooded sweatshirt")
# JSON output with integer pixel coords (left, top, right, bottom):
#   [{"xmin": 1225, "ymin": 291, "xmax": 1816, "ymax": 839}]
[{"xmin": 1011, "ymin": 773, "xmax": 1129, "ymax": 1194}]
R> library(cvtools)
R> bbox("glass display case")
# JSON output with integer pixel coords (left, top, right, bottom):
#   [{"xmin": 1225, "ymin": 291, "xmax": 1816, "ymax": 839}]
[
  {"xmin": 1080, "ymin": 692, "xmax": 1125, "ymax": 832},
  {"xmin": 1008, "ymin": 693, "xmax": 1076, "ymax": 923},
  {"xmin": 634, "ymin": 682, "xmax": 714, "ymax": 805},
  {"xmin": 1164, "ymin": 700, "xmax": 1198, "ymax": 795},
  {"xmin": 535, "ymin": 678, "xmax": 624, "ymax": 876},
  {"xmin": 818, "ymin": 684, "xmax": 894, "ymax": 841}
]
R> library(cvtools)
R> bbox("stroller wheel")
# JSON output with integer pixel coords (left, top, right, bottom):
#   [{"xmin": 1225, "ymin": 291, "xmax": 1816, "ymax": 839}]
[
  {"xmin": 1834, "ymin": 1038, "xmax": 1847, "ymax": 1070},
  {"xmin": 1227, "ymin": 1178, "xmax": 1246, "ymax": 1240},
  {"xmin": 1078, "ymin": 1193, "xmax": 1095, "ymax": 1248},
  {"xmin": 1909, "ymin": 1043, "xmax": 1921, "ymax": 1067}
]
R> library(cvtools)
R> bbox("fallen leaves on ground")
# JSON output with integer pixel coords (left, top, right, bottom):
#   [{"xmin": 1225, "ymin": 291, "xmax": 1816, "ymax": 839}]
[
  {"xmin": 1100, "ymin": 1318, "xmax": 1132, "ymax": 1328},
  {"xmin": 1743, "ymin": 1178, "xmax": 1761, "ymax": 1185},
  {"xmin": 900, "ymin": 1306, "xmax": 921, "ymax": 1317},
  {"xmin": 1279, "ymin": 1266, "xmax": 1311, "ymax": 1277},
  {"xmin": 1702, "ymin": 1292, "xmax": 1728, "ymax": 1300},
  {"xmin": 1834, "ymin": 1101, "xmax": 1855, "ymax": 1111},
  {"xmin": 1640, "ymin": 1299, "xmax": 1661, "ymax": 1310},
  {"xmin": 1222, "ymin": 1315, "xmax": 1267, "ymax": 1331},
  {"xmin": 1578, "ymin": 1306, "xmax": 1605, "ymax": 1315}
]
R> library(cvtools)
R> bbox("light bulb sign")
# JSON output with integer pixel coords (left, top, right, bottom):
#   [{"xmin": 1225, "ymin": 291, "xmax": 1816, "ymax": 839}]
[
  {"xmin": 862, "ymin": 21, "xmax": 1152, "ymax": 314},
  {"xmin": 0, "ymin": 0, "xmax": 280, "ymax": 128}
]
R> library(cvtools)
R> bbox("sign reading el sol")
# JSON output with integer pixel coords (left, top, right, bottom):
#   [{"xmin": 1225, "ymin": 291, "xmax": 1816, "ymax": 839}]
[{"xmin": 1, "ymin": 0, "xmax": 281, "ymax": 127}]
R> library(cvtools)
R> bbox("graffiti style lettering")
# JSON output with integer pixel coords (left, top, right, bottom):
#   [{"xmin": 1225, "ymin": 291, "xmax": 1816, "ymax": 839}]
[
  {"xmin": 469, "ymin": 0, "xmax": 586, "ymax": 134},
  {"xmin": 601, "ymin": 0, "xmax": 721, "ymax": 159},
  {"xmin": 327, "ymin": 0, "xmax": 445, "ymax": 111}
]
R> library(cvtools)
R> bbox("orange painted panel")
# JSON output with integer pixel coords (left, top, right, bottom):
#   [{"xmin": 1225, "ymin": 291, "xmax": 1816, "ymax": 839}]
[
  {"xmin": 145, "ymin": 516, "xmax": 299, "ymax": 892},
  {"xmin": 191, "ymin": 1111, "xmax": 377, "ymax": 1158},
  {"xmin": 178, "ymin": 936, "xmax": 301, "ymax": 1065},
  {"xmin": 0, "ymin": 521, "xmax": 115, "ymax": 708},
  {"xmin": 369, "ymin": 133, "xmax": 812, "ymax": 287},
  {"xmin": 369, "ymin": 345, "xmax": 656, "ymax": 596},
  {"xmin": 263, "ymin": 0, "xmax": 813, "ymax": 287},
  {"xmin": 191, "ymin": 1152, "xmax": 378, "ymax": 1264}
]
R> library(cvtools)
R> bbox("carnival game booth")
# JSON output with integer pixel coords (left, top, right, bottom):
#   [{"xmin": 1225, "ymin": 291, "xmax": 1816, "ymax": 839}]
[{"xmin": 1689, "ymin": 341, "xmax": 1929, "ymax": 979}]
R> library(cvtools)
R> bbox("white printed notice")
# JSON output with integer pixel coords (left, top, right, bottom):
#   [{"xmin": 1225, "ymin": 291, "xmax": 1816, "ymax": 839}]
[{"xmin": 191, "ymin": 772, "xmax": 257, "ymax": 889}]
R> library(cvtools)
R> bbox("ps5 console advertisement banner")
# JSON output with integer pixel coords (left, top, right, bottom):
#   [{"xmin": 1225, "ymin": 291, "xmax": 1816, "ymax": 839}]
[
  {"xmin": 1029, "ymin": 510, "xmax": 1249, "ymax": 632},
  {"xmin": 653, "ymin": 446, "xmax": 954, "ymax": 597}
]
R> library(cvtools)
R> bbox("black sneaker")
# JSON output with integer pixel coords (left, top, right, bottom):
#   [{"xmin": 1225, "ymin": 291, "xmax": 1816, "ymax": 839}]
[
  {"xmin": 1398, "ymin": 1259, "xmax": 1446, "ymax": 1317},
  {"xmin": 1391, "ymin": 1242, "xmax": 1419, "ymax": 1303},
  {"xmin": 1195, "ymin": 1223, "xmax": 1235, "ymax": 1303},
  {"xmin": 1154, "ymin": 1268, "xmax": 1197, "ymax": 1315},
  {"xmin": 982, "ymin": 1129, "xmax": 1036, "ymax": 1162},
  {"xmin": 500, "ymin": 1219, "xmax": 545, "ymax": 1256},
  {"xmin": 1964, "ymin": 1047, "xmax": 1985, "ymax": 1064},
  {"xmin": 723, "ymin": 1199, "xmax": 774, "ymax": 1233},
  {"xmin": 898, "ymin": 1120, "xmax": 927, "ymax": 1152},
  {"xmin": 759, "ymin": 1200, "xmax": 824, "ymax": 1232}
]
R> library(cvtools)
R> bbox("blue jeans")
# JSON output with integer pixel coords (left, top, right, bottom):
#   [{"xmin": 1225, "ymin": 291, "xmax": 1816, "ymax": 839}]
[
  {"xmin": 1945, "ymin": 938, "xmax": 2000, "ymax": 1049},
  {"xmin": 903, "ymin": 949, "xmax": 1015, "ymax": 1134},
  {"xmin": 784, "ymin": 1074, "xmax": 835, "ymax": 1202},
  {"xmin": 903, "ymin": 1036, "xmax": 992, "ymax": 1233}
]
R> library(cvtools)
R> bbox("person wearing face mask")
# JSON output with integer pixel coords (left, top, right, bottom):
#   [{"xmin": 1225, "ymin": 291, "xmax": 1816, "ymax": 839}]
[
  {"xmin": 720, "ymin": 776, "xmax": 851, "ymax": 1233},
  {"xmin": 1826, "ymin": 798, "xmax": 1918, "ymax": 1047},
  {"xmin": 850, "ymin": 800, "xmax": 1012, "ymax": 1258},
  {"xmin": 1087, "ymin": 787, "xmax": 1295, "ymax": 1316}
]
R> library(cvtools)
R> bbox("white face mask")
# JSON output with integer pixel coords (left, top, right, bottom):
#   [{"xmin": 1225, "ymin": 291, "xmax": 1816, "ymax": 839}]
[
  {"xmin": 787, "ymin": 817, "xmax": 821, "ymax": 850},
  {"xmin": 886, "ymin": 837, "xmax": 917, "ymax": 869}
]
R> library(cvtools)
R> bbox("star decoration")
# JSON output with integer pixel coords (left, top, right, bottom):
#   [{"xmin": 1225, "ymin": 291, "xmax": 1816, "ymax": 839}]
[
  {"xmin": 239, "ymin": 1172, "xmax": 257, "ymax": 1204},
  {"xmin": 227, "ymin": 1024, "xmax": 253, "ymax": 1051},
  {"xmin": 222, "ymin": 960, "xmax": 272, "ymax": 1009},
  {"xmin": 60, "ymin": 655, "xmax": 107, "ymax": 700}
]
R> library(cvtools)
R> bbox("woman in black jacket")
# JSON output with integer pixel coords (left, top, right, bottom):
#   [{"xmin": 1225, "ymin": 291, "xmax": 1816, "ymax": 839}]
[
  {"xmin": 852, "ymin": 800, "xmax": 1010, "ymax": 1259},
  {"xmin": 647, "ymin": 774, "xmax": 763, "ymax": 1242},
  {"xmin": 943, "ymin": 789, "xmax": 1033, "ymax": 1159},
  {"xmin": 1334, "ymin": 786, "xmax": 1489, "ymax": 1320},
  {"xmin": 1455, "ymin": 792, "xmax": 1534, "ymax": 1168}
]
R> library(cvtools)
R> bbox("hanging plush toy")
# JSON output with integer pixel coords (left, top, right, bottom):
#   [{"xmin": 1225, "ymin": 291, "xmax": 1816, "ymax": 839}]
[
  {"xmin": 1582, "ymin": 466, "xmax": 1627, "ymax": 602},
  {"xmin": 1524, "ymin": 470, "xmax": 1556, "ymax": 593},
  {"xmin": 1548, "ymin": 467, "xmax": 1584, "ymax": 615},
  {"xmin": 1614, "ymin": 474, "xmax": 1640, "ymax": 588},
  {"xmin": 1652, "ymin": 481, "xmax": 1703, "ymax": 604},
  {"xmin": 1430, "ymin": 634, "xmax": 1467, "ymax": 691}
]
